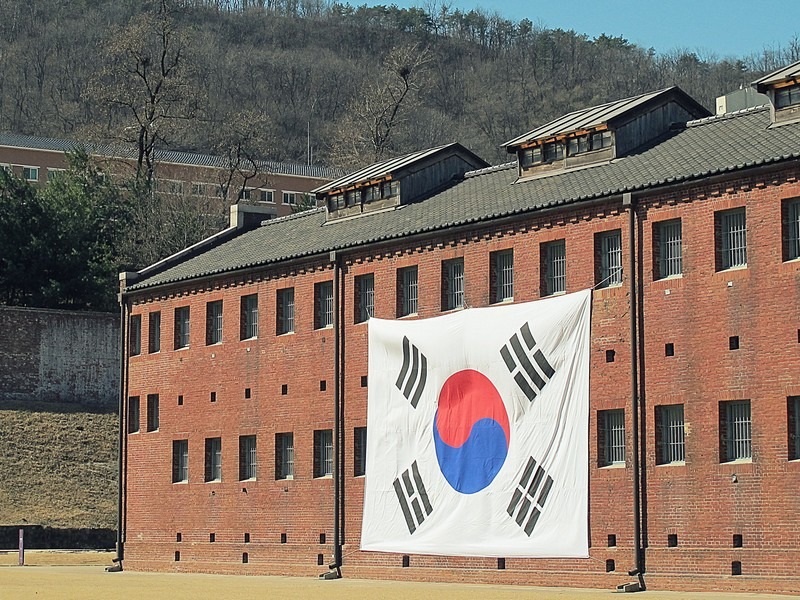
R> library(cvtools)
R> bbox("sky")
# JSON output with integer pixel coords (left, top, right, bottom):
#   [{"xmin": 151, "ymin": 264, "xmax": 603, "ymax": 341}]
[{"xmin": 378, "ymin": 0, "xmax": 800, "ymax": 59}]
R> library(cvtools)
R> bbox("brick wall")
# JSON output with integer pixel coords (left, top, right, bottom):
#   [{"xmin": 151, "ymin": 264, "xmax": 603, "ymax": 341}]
[
  {"xmin": 0, "ymin": 306, "xmax": 119, "ymax": 407},
  {"xmin": 122, "ymin": 166, "xmax": 800, "ymax": 593}
]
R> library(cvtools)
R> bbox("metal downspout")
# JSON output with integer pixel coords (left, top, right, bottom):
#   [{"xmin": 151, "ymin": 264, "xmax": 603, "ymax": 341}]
[
  {"xmin": 114, "ymin": 286, "xmax": 129, "ymax": 568},
  {"xmin": 624, "ymin": 192, "xmax": 645, "ymax": 590},
  {"xmin": 331, "ymin": 251, "xmax": 343, "ymax": 577}
]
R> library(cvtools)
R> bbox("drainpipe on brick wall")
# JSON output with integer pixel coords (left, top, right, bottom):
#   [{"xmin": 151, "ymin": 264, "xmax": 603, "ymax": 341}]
[
  {"xmin": 623, "ymin": 193, "xmax": 645, "ymax": 591},
  {"xmin": 328, "ymin": 251, "xmax": 344, "ymax": 579},
  {"xmin": 112, "ymin": 273, "xmax": 131, "ymax": 570}
]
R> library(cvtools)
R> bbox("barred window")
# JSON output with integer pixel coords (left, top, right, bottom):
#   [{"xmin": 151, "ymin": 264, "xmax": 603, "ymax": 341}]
[
  {"xmin": 315, "ymin": 281, "xmax": 334, "ymax": 329},
  {"xmin": 397, "ymin": 266, "xmax": 418, "ymax": 317},
  {"xmin": 239, "ymin": 435, "xmax": 257, "ymax": 480},
  {"xmin": 720, "ymin": 400, "xmax": 751, "ymax": 462},
  {"xmin": 277, "ymin": 288, "xmax": 295, "ymax": 334},
  {"xmin": 490, "ymin": 249, "xmax": 514, "ymax": 303},
  {"xmin": 240, "ymin": 294, "xmax": 258, "ymax": 340},
  {"xmin": 129, "ymin": 315, "xmax": 142, "ymax": 356},
  {"xmin": 599, "ymin": 409, "xmax": 625, "ymax": 466},
  {"xmin": 146, "ymin": 394, "xmax": 159, "ymax": 432},
  {"xmin": 442, "ymin": 258, "xmax": 465, "ymax": 311},
  {"xmin": 314, "ymin": 429, "xmax": 333, "ymax": 478},
  {"xmin": 355, "ymin": 274, "xmax": 374, "ymax": 323},
  {"xmin": 205, "ymin": 437, "xmax": 222, "ymax": 482},
  {"xmin": 542, "ymin": 239, "xmax": 566, "ymax": 295},
  {"xmin": 789, "ymin": 397, "xmax": 800, "ymax": 461},
  {"xmin": 275, "ymin": 433, "xmax": 294, "ymax": 480},
  {"xmin": 783, "ymin": 199, "xmax": 800, "ymax": 261},
  {"xmin": 172, "ymin": 439, "xmax": 188, "ymax": 483},
  {"xmin": 354, "ymin": 426, "xmax": 367, "ymax": 477},
  {"xmin": 655, "ymin": 404, "xmax": 685, "ymax": 464},
  {"xmin": 127, "ymin": 396, "xmax": 140, "ymax": 434},
  {"xmin": 174, "ymin": 306, "xmax": 190, "ymax": 349},
  {"xmin": 597, "ymin": 230, "xmax": 622, "ymax": 288},
  {"xmin": 716, "ymin": 208, "xmax": 747, "ymax": 270},
  {"xmin": 206, "ymin": 300, "xmax": 223, "ymax": 345},
  {"xmin": 148, "ymin": 311, "xmax": 161, "ymax": 353},
  {"xmin": 655, "ymin": 219, "xmax": 682, "ymax": 279}
]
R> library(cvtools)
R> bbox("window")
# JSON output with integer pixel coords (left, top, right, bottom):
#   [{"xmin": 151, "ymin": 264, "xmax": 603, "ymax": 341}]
[
  {"xmin": 259, "ymin": 189, "xmax": 274, "ymax": 203},
  {"xmin": 206, "ymin": 300, "xmax": 223, "ymax": 345},
  {"xmin": 283, "ymin": 191, "xmax": 298, "ymax": 205},
  {"xmin": 720, "ymin": 400, "xmax": 751, "ymax": 462},
  {"xmin": 599, "ymin": 409, "xmax": 625, "ymax": 466},
  {"xmin": 597, "ymin": 230, "xmax": 622, "ymax": 288},
  {"xmin": 542, "ymin": 239, "xmax": 566, "ymax": 295},
  {"xmin": 315, "ymin": 281, "xmax": 334, "ymax": 329},
  {"xmin": 146, "ymin": 394, "xmax": 159, "ymax": 432},
  {"xmin": 397, "ymin": 266, "xmax": 418, "ymax": 317},
  {"xmin": 129, "ymin": 315, "xmax": 141, "ymax": 356},
  {"xmin": 354, "ymin": 427, "xmax": 367, "ymax": 477},
  {"xmin": 783, "ymin": 198, "xmax": 800, "ymax": 261},
  {"xmin": 775, "ymin": 83, "xmax": 800, "ymax": 109},
  {"xmin": 239, "ymin": 188, "xmax": 252, "ymax": 201},
  {"xmin": 148, "ymin": 311, "xmax": 161, "ymax": 353},
  {"xmin": 240, "ymin": 294, "xmax": 258, "ymax": 340},
  {"xmin": 442, "ymin": 258, "xmax": 465, "ymax": 311},
  {"xmin": 716, "ymin": 208, "xmax": 747, "ymax": 270},
  {"xmin": 277, "ymin": 288, "xmax": 295, "ymax": 334},
  {"xmin": 22, "ymin": 166, "xmax": 39, "ymax": 181},
  {"xmin": 355, "ymin": 274, "xmax": 374, "ymax": 323},
  {"xmin": 205, "ymin": 437, "xmax": 222, "ymax": 482},
  {"xmin": 490, "ymin": 249, "xmax": 514, "ymax": 303},
  {"xmin": 655, "ymin": 219, "xmax": 682, "ymax": 279},
  {"xmin": 275, "ymin": 433, "xmax": 294, "ymax": 480},
  {"xmin": 381, "ymin": 180, "xmax": 399, "ymax": 198},
  {"xmin": 239, "ymin": 435, "xmax": 257, "ymax": 480},
  {"xmin": 47, "ymin": 168, "xmax": 65, "ymax": 181},
  {"xmin": 172, "ymin": 439, "xmax": 189, "ymax": 483},
  {"xmin": 542, "ymin": 141, "xmax": 564, "ymax": 162},
  {"xmin": 127, "ymin": 396, "xmax": 140, "ymax": 434},
  {"xmin": 655, "ymin": 404, "xmax": 685, "ymax": 464},
  {"xmin": 174, "ymin": 306, "xmax": 190, "ymax": 349},
  {"xmin": 789, "ymin": 396, "xmax": 800, "ymax": 461},
  {"xmin": 567, "ymin": 130, "xmax": 612, "ymax": 155},
  {"xmin": 314, "ymin": 429, "xmax": 333, "ymax": 478},
  {"xmin": 191, "ymin": 182, "xmax": 205, "ymax": 196}
]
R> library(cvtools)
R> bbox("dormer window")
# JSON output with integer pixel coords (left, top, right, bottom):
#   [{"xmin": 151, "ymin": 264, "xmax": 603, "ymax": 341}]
[
  {"xmin": 775, "ymin": 83, "xmax": 800, "ymax": 109},
  {"xmin": 568, "ymin": 130, "xmax": 612, "ymax": 156},
  {"xmin": 346, "ymin": 189, "xmax": 360, "ymax": 207},
  {"xmin": 381, "ymin": 180, "xmax": 399, "ymax": 198}
]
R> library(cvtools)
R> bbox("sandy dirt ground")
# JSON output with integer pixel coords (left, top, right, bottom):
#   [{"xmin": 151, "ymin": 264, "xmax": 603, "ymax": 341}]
[{"xmin": 0, "ymin": 564, "xmax": 798, "ymax": 600}]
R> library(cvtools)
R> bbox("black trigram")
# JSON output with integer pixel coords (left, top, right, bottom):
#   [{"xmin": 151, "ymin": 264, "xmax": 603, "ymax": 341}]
[
  {"xmin": 393, "ymin": 461, "xmax": 433, "ymax": 534},
  {"xmin": 500, "ymin": 322, "xmax": 555, "ymax": 402},
  {"xmin": 507, "ymin": 456, "xmax": 554, "ymax": 537},
  {"xmin": 395, "ymin": 336, "xmax": 427, "ymax": 408}
]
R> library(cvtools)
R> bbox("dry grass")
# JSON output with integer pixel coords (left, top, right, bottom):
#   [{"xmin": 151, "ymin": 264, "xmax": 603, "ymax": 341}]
[{"xmin": 0, "ymin": 400, "xmax": 117, "ymax": 529}]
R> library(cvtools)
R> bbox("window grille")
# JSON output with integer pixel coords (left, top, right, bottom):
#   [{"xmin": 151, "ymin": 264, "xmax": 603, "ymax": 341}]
[
  {"xmin": 398, "ymin": 267, "xmax": 418, "ymax": 317},
  {"xmin": 786, "ymin": 200, "xmax": 800, "ymax": 261},
  {"xmin": 127, "ymin": 396, "xmax": 140, "ymax": 434},
  {"xmin": 146, "ymin": 394, "xmax": 159, "ymax": 432},
  {"xmin": 722, "ymin": 400, "xmax": 751, "ymax": 461},
  {"xmin": 600, "ymin": 409, "xmax": 625, "ymax": 465},
  {"xmin": 275, "ymin": 433, "xmax": 294, "ymax": 479},
  {"xmin": 656, "ymin": 405, "xmax": 685, "ymax": 464},
  {"xmin": 442, "ymin": 259, "xmax": 465, "ymax": 310},
  {"xmin": 206, "ymin": 301, "xmax": 223, "ymax": 345},
  {"xmin": 314, "ymin": 429, "xmax": 333, "ymax": 477},
  {"xmin": 354, "ymin": 427, "xmax": 367, "ymax": 477},
  {"xmin": 720, "ymin": 209, "xmax": 747, "ymax": 269},
  {"xmin": 598, "ymin": 231, "xmax": 622, "ymax": 287},
  {"xmin": 129, "ymin": 315, "xmax": 141, "ymax": 356},
  {"xmin": 148, "ymin": 311, "xmax": 161, "ymax": 353},
  {"xmin": 172, "ymin": 440, "xmax": 188, "ymax": 483},
  {"xmin": 239, "ymin": 435, "xmax": 257, "ymax": 480},
  {"xmin": 544, "ymin": 240, "xmax": 566, "ymax": 295},
  {"xmin": 316, "ymin": 281, "xmax": 334, "ymax": 328},
  {"xmin": 789, "ymin": 396, "xmax": 800, "ymax": 461},
  {"xmin": 356, "ymin": 274, "xmax": 374, "ymax": 323},
  {"xmin": 205, "ymin": 437, "xmax": 222, "ymax": 482},
  {"xmin": 277, "ymin": 288, "xmax": 294, "ymax": 334},
  {"xmin": 175, "ymin": 306, "xmax": 190, "ymax": 349},
  {"xmin": 241, "ymin": 294, "xmax": 258, "ymax": 339},
  {"xmin": 657, "ymin": 220, "xmax": 683, "ymax": 278},
  {"xmin": 492, "ymin": 250, "xmax": 514, "ymax": 302}
]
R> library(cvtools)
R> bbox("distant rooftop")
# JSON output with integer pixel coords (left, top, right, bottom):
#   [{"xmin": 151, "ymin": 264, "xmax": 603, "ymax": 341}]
[
  {"xmin": 0, "ymin": 132, "xmax": 346, "ymax": 180},
  {"xmin": 753, "ymin": 59, "xmax": 800, "ymax": 93}
]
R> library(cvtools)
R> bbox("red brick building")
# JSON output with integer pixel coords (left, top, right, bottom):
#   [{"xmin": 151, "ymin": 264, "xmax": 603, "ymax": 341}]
[{"xmin": 118, "ymin": 62, "xmax": 800, "ymax": 593}]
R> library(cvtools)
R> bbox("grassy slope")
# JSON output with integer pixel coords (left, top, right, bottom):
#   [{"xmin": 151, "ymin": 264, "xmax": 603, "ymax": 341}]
[{"xmin": 0, "ymin": 400, "xmax": 117, "ymax": 529}]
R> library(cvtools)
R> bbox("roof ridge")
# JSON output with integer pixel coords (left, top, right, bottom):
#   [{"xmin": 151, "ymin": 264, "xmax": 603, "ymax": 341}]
[
  {"xmin": 258, "ymin": 205, "xmax": 324, "ymax": 227},
  {"xmin": 465, "ymin": 161, "xmax": 516, "ymax": 178},
  {"xmin": 687, "ymin": 104, "xmax": 769, "ymax": 127}
]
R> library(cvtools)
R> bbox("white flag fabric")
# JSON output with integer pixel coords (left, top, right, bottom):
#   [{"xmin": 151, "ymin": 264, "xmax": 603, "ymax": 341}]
[{"xmin": 361, "ymin": 289, "xmax": 591, "ymax": 558}]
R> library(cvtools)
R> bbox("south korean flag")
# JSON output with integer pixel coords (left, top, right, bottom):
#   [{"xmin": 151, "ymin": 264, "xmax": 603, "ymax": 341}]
[{"xmin": 361, "ymin": 289, "xmax": 591, "ymax": 558}]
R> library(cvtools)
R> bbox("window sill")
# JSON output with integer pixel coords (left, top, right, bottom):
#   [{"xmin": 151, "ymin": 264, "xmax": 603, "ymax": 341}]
[
  {"xmin": 172, "ymin": 481, "xmax": 187, "ymax": 485},
  {"xmin": 720, "ymin": 458, "xmax": 752, "ymax": 465},
  {"xmin": 315, "ymin": 474, "xmax": 333, "ymax": 480},
  {"xmin": 205, "ymin": 479, "xmax": 221, "ymax": 484},
  {"xmin": 277, "ymin": 331, "xmax": 295, "ymax": 337},
  {"xmin": 314, "ymin": 325, "xmax": 334, "ymax": 331},
  {"xmin": 491, "ymin": 298, "xmax": 514, "ymax": 305},
  {"xmin": 240, "ymin": 336, "xmax": 258, "ymax": 342},
  {"xmin": 277, "ymin": 476, "xmax": 294, "ymax": 481},
  {"xmin": 397, "ymin": 312, "xmax": 418, "ymax": 319},
  {"xmin": 655, "ymin": 460, "xmax": 686, "ymax": 467},
  {"xmin": 599, "ymin": 462, "xmax": 626, "ymax": 469},
  {"xmin": 147, "ymin": 350, "xmax": 161, "ymax": 355},
  {"xmin": 174, "ymin": 346, "xmax": 189, "ymax": 351}
]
